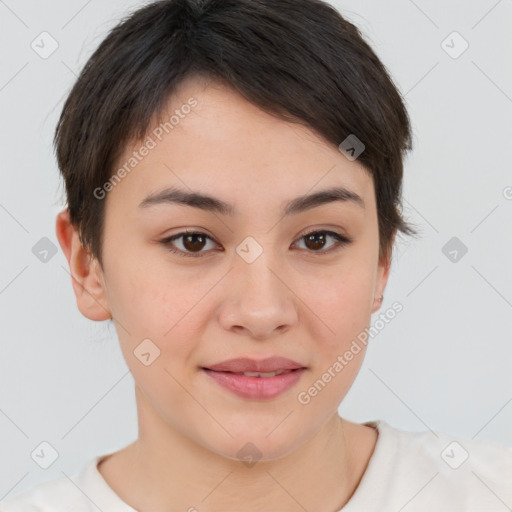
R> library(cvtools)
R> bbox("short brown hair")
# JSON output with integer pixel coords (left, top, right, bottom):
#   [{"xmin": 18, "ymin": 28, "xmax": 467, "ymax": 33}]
[{"xmin": 54, "ymin": 0, "xmax": 419, "ymax": 267}]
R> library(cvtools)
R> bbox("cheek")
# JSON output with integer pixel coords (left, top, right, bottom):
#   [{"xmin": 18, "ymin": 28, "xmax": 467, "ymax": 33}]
[
  {"xmin": 108, "ymin": 270, "xmax": 202, "ymax": 405},
  {"xmin": 299, "ymin": 261, "xmax": 374, "ymax": 343},
  {"xmin": 107, "ymin": 254, "xmax": 195, "ymax": 331},
  {"xmin": 296, "ymin": 277, "xmax": 370, "ymax": 411},
  {"xmin": 107, "ymin": 262, "xmax": 213, "ymax": 369}
]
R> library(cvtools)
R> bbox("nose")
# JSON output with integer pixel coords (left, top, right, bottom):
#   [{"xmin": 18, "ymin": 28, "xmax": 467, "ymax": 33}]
[{"xmin": 217, "ymin": 250, "xmax": 299, "ymax": 340}]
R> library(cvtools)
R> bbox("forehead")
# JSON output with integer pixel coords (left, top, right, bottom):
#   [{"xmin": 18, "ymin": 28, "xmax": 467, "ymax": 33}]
[{"xmin": 108, "ymin": 76, "xmax": 375, "ymax": 216}]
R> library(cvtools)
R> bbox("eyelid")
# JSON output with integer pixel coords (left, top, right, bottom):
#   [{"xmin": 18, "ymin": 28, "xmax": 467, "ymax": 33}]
[{"xmin": 295, "ymin": 225, "xmax": 349, "ymax": 240}]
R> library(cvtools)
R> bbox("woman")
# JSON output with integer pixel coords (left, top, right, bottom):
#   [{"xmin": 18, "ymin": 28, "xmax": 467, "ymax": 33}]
[{"xmin": 2, "ymin": 0, "xmax": 510, "ymax": 510}]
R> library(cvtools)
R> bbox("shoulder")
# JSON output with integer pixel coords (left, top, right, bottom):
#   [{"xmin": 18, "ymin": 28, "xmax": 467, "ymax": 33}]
[
  {"xmin": 0, "ymin": 457, "xmax": 102, "ymax": 512},
  {"xmin": 0, "ymin": 475, "xmax": 79, "ymax": 511},
  {"xmin": 365, "ymin": 419, "xmax": 512, "ymax": 511}
]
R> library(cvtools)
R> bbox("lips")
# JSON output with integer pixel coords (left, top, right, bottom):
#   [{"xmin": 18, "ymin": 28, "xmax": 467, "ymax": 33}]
[
  {"xmin": 201, "ymin": 357, "xmax": 307, "ymax": 399},
  {"xmin": 203, "ymin": 356, "xmax": 306, "ymax": 373},
  {"xmin": 202, "ymin": 367, "xmax": 306, "ymax": 399}
]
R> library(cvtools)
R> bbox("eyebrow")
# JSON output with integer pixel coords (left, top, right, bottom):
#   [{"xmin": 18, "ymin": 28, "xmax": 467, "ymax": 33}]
[{"xmin": 138, "ymin": 185, "xmax": 365, "ymax": 216}]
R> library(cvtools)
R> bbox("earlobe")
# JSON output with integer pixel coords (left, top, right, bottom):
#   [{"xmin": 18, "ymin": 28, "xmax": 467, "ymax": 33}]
[
  {"xmin": 371, "ymin": 242, "xmax": 394, "ymax": 314},
  {"xmin": 55, "ymin": 209, "xmax": 112, "ymax": 321}
]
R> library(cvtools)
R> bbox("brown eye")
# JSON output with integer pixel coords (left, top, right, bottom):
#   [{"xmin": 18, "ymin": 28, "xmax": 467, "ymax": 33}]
[
  {"xmin": 304, "ymin": 232, "xmax": 328, "ymax": 251},
  {"xmin": 161, "ymin": 231, "xmax": 218, "ymax": 258},
  {"xmin": 160, "ymin": 229, "xmax": 352, "ymax": 258},
  {"xmin": 181, "ymin": 233, "xmax": 207, "ymax": 252},
  {"xmin": 295, "ymin": 230, "xmax": 352, "ymax": 253}
]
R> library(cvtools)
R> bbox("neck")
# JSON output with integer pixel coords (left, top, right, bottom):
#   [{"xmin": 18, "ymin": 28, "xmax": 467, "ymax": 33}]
[{"xmin": 98, "ymin": 386, "xmax": 372, "ymax": 512}]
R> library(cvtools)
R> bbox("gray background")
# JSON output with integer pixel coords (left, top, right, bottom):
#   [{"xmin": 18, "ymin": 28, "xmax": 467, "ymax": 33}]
[{"xmin": 1, "ymin": 0, "xmax": 511, "ymax": 501}]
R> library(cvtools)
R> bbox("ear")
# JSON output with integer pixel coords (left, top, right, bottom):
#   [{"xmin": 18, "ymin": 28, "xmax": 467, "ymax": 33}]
[
  {"xmin": 55, "ymin": 209, "xmax": 112, "ymax": 321},
  {"xmin": 371, "ymin": 231, "xmax": 396, "ymax": 314}
]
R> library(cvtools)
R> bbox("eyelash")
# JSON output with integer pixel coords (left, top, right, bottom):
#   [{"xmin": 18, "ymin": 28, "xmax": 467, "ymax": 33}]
[{"xmin": 160, "ymin": 229, "xmax": 353, "ymax": 258}]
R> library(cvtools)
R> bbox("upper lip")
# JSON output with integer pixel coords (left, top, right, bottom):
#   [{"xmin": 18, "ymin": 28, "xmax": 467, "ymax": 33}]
[{"xmin": 203, "ymin": 357, "xmax": 306, "ymax": 373}]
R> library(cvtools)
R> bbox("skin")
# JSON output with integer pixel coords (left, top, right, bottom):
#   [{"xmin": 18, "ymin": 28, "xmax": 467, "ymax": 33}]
[{"xmin": 56, "ymin": 75, "xmax": 393, "ymax": 511}]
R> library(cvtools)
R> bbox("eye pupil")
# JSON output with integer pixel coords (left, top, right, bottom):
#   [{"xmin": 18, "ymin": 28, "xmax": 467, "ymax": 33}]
[
  {"xmin": 183, "ymin": 234, "xmax": 206, "ymax": 252},
  {"xmin": 305, "ymin": 232, "xmax": 326, "ymax": 251}
]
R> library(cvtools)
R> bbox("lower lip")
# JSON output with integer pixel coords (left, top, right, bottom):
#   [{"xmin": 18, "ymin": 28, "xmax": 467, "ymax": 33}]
[{"xmin": 202, "ymin": 368, "xmax": 306, "ymax": 400}]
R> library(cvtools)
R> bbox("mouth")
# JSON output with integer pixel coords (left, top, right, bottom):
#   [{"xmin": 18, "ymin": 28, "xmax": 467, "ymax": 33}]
[
  {"xmin": 202, "ymin": 356, "xmax": 306, "ymax": 373},
  {"xmin": 203, "ymin": 369, "xmax": 299, "ymax": 377},
  {"xmin": 201, "ymin": 367, "xmax": 306, "ymax": 399}
]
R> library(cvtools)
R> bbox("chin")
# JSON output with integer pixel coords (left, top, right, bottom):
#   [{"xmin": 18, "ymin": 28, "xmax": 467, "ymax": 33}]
[{"xmin": 201, "ymin": 428, "xmax": 307, "ymax": 465}]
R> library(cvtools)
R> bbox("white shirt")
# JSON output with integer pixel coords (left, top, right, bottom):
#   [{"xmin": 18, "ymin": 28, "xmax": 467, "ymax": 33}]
[{"xmin": 2, "ymin": 419, "xmax": 511, "ymax": 511}]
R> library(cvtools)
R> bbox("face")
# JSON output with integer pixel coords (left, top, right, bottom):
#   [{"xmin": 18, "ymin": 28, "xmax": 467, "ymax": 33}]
[{"xmin": 59, "ymin": 76, "xmax": 391, "ymax": 462}]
